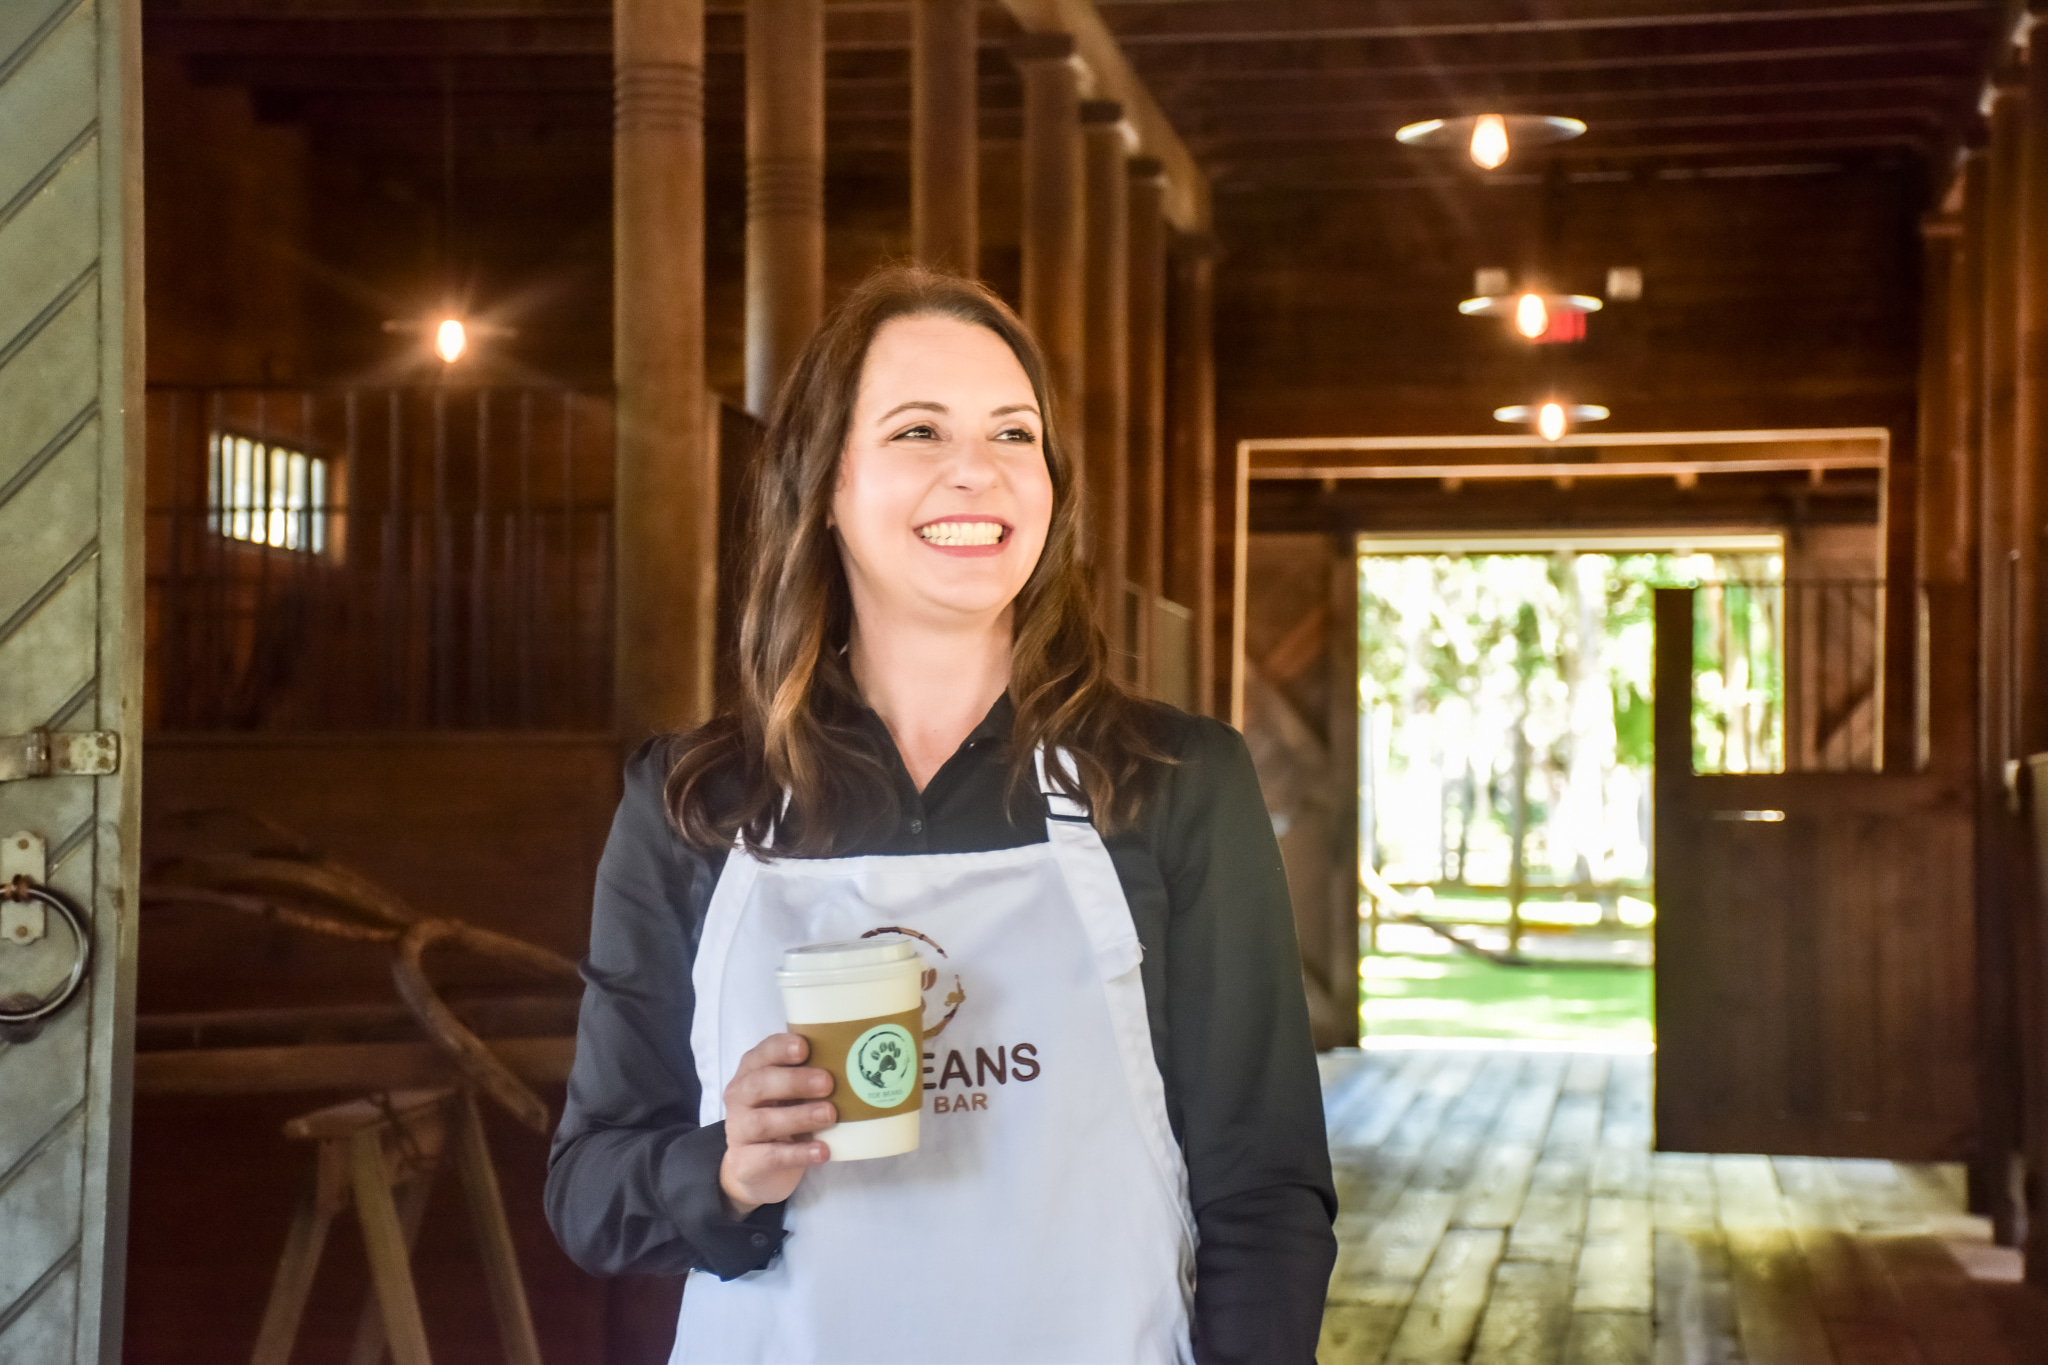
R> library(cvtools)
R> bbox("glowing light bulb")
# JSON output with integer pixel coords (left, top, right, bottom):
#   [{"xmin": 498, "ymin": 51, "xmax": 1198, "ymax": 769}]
[
  {"xmin": 1514, "ymin": 293, "xmax": 1549, "ymax": 340},
  {"xmin": 1470, "ymin": 114, "xmax": 1510, "ymax": 170},
  {"xmin": 434, "ymin": 318, "xmax": 468, "ymax": 364},
  {"xmin": 1537, "ymin": 402, "xmax": 1568, "ymax": 442}
]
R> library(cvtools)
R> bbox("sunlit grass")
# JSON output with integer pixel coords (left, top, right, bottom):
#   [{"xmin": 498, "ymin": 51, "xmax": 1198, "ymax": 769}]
[
  {"xmin": 1383, "ymin": 885, "xmax": 1657, "ymax": 929},
  {"xmin": 1363, "ymin": 949, "xmax": 1654, "ymax": 1045}
]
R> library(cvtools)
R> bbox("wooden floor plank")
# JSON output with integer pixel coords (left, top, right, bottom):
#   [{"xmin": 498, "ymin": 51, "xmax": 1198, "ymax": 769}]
[
  {"xmin": 1319, "ymin": 1304, "xmax": 1407, "ymax": 1365},
  {"xmin": 1565, "ymin": 1310, "xmax": 1653, "ymax": 1365},
  {"xmin": 1869, "ymin": 1234, "xmax": 2023, "ymax": 1365},
  {"xmin": 1576, "ymin": 1196, "xmax": 1654, "ymax": 1313},
  {"xmin": 1722, "ymin": 1225, "xmax": 1837, "ymax": 1365},
  {"xmin": 1654, "ymin": 1154, "xmax": 1722, "ymax": 1236},
  {"xmin": 1470, "ymin": 1259, "xmax": 1577, "ymax": 1365},
  {"xmin": 1382, "ymin": 1228, "xmax": 1507, "ymax": 1364},
  {"xmin": 1330, "ymin": 1186, "xmax": 1463, "ymax": 1307},
  {"xmin": 1593, "ymin": 1055, "xmax": 1653, "ymax": 1201},
  {"xmin": 1652, "ymin": 1228, "xmax": 1745, "ymax": 1365},
  {"xmin": 1320, "ymin": 1048, "xmax": 2048, "ymax": 1365}
]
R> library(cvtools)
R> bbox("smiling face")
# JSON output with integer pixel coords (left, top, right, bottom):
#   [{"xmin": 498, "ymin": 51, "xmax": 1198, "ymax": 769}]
[{"xmin": 830, "ymin": 313, "xmax": 1055, "ymax": 636}]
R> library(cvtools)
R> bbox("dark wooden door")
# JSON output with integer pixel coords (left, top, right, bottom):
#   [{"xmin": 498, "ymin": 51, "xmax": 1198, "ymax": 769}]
[{"xmin": 1653, "ymin": 589, "xmax": 1978, "ymax": 1159}]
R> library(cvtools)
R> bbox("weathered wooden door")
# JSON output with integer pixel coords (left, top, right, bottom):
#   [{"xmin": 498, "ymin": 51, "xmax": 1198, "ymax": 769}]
[
  {"xmin": 0, "ymin": 0, "xmax": 143, "ymax": 1357},
  {"xmin": 1239, "ymin": 532, "xmax": 1360, "ymax": 1050},
  {"xmin": 1653, "ymin": 589, "xmax": 1977, "ymax": 1159}
]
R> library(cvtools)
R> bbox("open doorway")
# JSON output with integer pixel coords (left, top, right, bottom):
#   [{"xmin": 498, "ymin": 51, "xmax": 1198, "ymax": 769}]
[
  {"xmin": 1230, "ymin": 426, "xmax": 1893, "ymax": 1053},
  {"xmin": 1354, "ymin": 533, "xmax": 1783, "ymax": 1052}
]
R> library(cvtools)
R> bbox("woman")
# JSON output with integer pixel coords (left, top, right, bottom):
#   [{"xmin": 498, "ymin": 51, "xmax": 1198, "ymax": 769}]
[{"xmin": 545, "ymin": 267, "xmax": 1335, "ymax": 1363}]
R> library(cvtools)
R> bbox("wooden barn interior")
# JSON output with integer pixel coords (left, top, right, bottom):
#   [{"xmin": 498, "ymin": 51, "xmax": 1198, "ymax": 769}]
[{"xmin": 13, "ymin": 0, "xmax": 2048, "ymax": 1360}]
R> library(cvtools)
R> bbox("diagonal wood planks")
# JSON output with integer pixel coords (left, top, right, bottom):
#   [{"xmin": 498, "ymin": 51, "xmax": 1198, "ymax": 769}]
[{"xmin": 1320, "ymin": 1048, "xmax": 2048, "ymax": 1365}]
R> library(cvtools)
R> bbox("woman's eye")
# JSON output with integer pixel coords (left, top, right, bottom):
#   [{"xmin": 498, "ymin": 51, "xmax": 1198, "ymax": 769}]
[
  {"xmin": 892, "ymin": 423, "xmax": 940, "ymax": 441},
  {"xmin": 995, "ymin": 426, "xmax": 1038, "ymax": 444}
]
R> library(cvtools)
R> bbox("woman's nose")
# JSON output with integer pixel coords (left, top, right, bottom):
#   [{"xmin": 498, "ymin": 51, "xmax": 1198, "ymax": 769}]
[{"xmin": 947, "ymin": 437, "xmax": 1002, "ymax": 489}]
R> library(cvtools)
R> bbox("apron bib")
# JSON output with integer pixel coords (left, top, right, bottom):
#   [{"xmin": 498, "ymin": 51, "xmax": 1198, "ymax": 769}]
[{"xmin": 672, "ymin": 751, "xmax": 1196, "ymax": 1364}]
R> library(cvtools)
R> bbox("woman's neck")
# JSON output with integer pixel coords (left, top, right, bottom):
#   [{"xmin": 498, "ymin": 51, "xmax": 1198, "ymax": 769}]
[{"xmin": 848, "ymin": 612, "xmax": 1011, "ymax": 792}]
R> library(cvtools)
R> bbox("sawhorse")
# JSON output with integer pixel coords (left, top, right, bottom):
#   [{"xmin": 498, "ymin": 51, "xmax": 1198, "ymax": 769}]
[{"xmin": 250, "ymin": 1088, "xmax": 544, "ymax": 1365}]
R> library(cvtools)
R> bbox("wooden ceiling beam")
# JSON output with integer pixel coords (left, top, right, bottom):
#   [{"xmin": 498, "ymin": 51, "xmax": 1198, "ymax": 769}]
[
  {"xmin": 1168, "ymin": 91, "xmax": 1957, "ymax": 140},
  {"xmin": 1125, "ymin": 37, "xmax": 1979, "ymax": 83},
  {"xmin": 1187, "ymin": 109, "xmax": 1948, "ymax": 154},
  {"xmin": 1136, "ymin": 50, "xmax": 1976, "ymax": 103},
  {"xmin": 1101, "ymin": 0, "xmax": 1994, "ymax": 46}
]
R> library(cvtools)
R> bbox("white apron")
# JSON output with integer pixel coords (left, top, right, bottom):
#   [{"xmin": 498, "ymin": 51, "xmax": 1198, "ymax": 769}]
[{"xmin": 672, "ymin": 751, "xmax": 1196, "ymax": 1364}]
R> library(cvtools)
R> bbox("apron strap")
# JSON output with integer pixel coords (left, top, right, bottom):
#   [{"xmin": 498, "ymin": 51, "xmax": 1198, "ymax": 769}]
[{"xmin": 1032, "ymin": 745, "xmax": 1092, "ymax": 824}]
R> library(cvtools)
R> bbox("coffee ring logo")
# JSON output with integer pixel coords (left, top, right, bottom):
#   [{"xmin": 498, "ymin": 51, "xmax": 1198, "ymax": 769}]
[
  {"xmin": 861, "ymin": 925, "xmax": 966, "ymax": 1040},
  {"xmin": 847, "ymin": 1023, "xmax": 917, "ymax": 1109}
]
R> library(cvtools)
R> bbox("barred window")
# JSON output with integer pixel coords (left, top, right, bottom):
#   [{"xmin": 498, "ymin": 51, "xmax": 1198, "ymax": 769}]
[{"xmin": 207, "ymin": 431, "xmax": 330, "ymax": 554}]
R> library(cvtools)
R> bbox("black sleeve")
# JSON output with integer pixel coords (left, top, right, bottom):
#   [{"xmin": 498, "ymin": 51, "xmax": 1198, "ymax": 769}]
[
  {"xmin": 1158, "ymin": 717, "xmax": 1339, "ymax": 1365},
  {"xmin": 543, "ymin": 741, "xmax": 790, "ymax": 1280}
]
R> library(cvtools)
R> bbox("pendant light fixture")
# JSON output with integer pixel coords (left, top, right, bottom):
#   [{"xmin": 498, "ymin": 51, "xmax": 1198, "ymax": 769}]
[
  {"xmin": 1494, "ymin": 401, "xmax": 1610, "ymax": 441},
  {"xmin": 1460, "ymin": 289, "xmax": 1603, "ymax": 342},
  {"xmin": 1396, "ymin": 114, "xmax": 1587, "ymax": 170}
]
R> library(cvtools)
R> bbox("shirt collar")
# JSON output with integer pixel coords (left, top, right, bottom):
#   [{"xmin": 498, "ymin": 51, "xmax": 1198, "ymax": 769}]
[{"xmin": 852, "ymin": 691, "xmax": 1015, "ymax": 755}]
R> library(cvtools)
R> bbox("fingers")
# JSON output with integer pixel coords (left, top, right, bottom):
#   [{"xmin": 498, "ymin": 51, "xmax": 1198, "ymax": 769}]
[
  {"xmin": 728, "ymin": 1098, "xmax": 837, "ymax": 1146},
  {"xmin": 738, "ymin": 1032, "xmax": 809, "ymax": 1071},
  {"xmin": 727, "ymin": 1057, "xmax": 833, "ymax": 1111},
  {"xmin": 721, "ymin": 1032, "xmax": 839, "ymax": 1210}
]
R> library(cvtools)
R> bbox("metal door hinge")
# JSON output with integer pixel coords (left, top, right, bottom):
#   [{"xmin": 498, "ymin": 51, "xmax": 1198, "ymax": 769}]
[{"xmin": 0, "ymin": 729, "xmax": 118, "ymax": 781}]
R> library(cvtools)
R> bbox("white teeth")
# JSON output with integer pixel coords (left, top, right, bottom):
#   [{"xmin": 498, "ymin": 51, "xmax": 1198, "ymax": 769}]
[{"xmin": 918, "ymin": 521, "xmax": 1004, "ymax": 547}]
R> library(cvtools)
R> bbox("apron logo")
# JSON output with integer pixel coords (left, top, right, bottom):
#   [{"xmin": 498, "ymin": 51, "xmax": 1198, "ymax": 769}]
[
  {"xmin": 860, "ymin": 927, "xmax": 1041, "ymax": 1116},
  {"xmin": 861, "ymin": 925, "xmax": 966, "ymax": 1039},
  {"xmin": 847, "ymin": 1023, "xmax": 918, "ymax": 1109}
]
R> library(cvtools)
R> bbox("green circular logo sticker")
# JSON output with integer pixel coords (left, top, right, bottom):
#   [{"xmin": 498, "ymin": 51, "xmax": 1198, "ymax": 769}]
[{"xmin": 847, "ymin": 1023, "xmax": 917, "ymax": 1110}]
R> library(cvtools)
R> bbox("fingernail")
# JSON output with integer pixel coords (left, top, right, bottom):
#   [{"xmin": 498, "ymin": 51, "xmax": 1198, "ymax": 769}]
[
  {"xmin": 812, "ymin": 1143, "xmax": 829, "ymax": 1162},
  {"xmin": 813, "ymin": 1105, "xmax": 833, "ymax": 1123},
  {"xmin": 813, "ymin": 1073, "xmax": 831, "ymax": 1093}
]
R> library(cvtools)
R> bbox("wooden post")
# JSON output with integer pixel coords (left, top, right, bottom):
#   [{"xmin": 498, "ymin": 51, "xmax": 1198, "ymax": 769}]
[
  {"xmin": 614, "ymin": 0, "xmax": 714, "ymax": 737},
  {"xmin": 1949, "ymin": 147, "xmax": 2014, "ymax": 1234},
  {"xmin": 1013, "ymin": 34, "xmax": 1085, "ymax": 436},
  {"xmin": 1169, "ymin": 234, "xmax": 1219, "ymax": 715},
  {"xmin": 1987, "ymin": 71, "xmax": 2042, "ymax": 1271},
  {"xmin": 1987, "ymin": 81, "xmax": 2026, "ymax": 783},
  {"xmin": 1327, "ymin": 538, "xmax": 1362, "ymax": 1046},
  {"xmin": 1125, "ymin": 157, "xmax": 1168, "ymax": 692},
  {"xmin": 746, "ymin": 0, "xmax": 825, "ymax": 416},
  {"xmin": 1081, "ymin": 100, "xmax": 1130, "ymax": 654},
  {"xmin": 2025, "ymin": 31, "xmax": 2048, "ymax": 767},
  {"xmin": 911, "ymin": 0, "xmax": 977, "ymax": 272}
]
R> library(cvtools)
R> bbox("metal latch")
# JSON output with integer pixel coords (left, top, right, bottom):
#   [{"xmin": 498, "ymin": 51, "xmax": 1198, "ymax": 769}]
[
  {"xmin": 1, "ymin": 834, "xmax": 45, "ymax": 943},
  {"xmin": 0, "ymin": 729, "xmax": 119, "ymax": 782},
  {"xmin": 0, "ymin": 831, "xmax": 92, "ymax": 1038}
]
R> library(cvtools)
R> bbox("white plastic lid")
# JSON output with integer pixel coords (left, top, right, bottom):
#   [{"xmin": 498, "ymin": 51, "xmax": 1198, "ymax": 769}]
[{"xmin": 779, "ymin": 938, "xmax": 918, "ymax": 974}]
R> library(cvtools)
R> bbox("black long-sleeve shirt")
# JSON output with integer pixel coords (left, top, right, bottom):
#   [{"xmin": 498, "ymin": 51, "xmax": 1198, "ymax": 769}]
[{"xmin": 545, "ymin": 695, "xmax": 1337, "ymax": 1364}]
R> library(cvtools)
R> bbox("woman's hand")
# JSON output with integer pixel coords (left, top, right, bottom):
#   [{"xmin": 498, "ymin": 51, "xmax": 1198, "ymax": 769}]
[{"xmin": 719, "ymin": 1032, "xmax": 835, "ymax": 1218}]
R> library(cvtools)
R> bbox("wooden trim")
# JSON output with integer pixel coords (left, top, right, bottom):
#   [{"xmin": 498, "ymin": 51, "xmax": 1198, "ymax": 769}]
[
  {"xmin": 1241, "ymin": 426, "xmax": 1893, "ymax": 454},
  {"xmin": 133, "ymin": 1038, "xmax": 574, "ymax": 1095}
]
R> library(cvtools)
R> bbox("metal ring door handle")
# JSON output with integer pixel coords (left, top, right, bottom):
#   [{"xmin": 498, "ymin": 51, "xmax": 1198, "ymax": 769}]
[{"xmin": 0, "ymin": 878, "xmax": 92, "ymax": 1026}]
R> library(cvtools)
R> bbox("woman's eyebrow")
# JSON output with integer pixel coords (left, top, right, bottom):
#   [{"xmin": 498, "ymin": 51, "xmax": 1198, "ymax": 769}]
[
  {"xmin": 990, "ymin": 403, "xmax": 1040, "ymax": 419},
  {"xmin": 877, "ymin": 400, "xmax": 947, "ymax": 424}
]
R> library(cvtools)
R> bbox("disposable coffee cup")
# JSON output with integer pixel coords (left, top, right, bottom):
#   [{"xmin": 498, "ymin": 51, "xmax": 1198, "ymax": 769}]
[{"xmin": 776, "ymin": 939, "xmax": 924, "ymax": 1160}]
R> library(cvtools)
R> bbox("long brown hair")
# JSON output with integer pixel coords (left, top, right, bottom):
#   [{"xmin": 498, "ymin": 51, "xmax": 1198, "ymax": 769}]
[{"xmin": 666, "ymin": 265, "xmax": 1171, "ymax": 857}]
